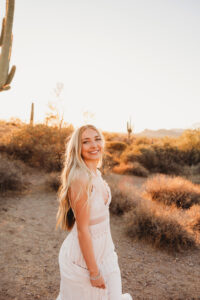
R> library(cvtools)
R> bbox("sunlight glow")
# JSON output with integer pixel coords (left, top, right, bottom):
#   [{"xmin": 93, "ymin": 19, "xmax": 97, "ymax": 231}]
[{"xmin": 0, "ymin": 0, "xmax": 200, "ymax": 133}]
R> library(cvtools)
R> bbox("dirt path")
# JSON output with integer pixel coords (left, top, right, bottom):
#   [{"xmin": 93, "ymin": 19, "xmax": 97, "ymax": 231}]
[{"xmin": 0, "ymin": 171, "xmax": 200, "ymax": 300}]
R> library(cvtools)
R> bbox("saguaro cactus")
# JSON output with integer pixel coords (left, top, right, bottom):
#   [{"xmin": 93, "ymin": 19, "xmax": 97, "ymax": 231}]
[
  {"xmin": 127, "ymin": 116, "xmax": 133, "ymax": 142},
  {"xmin": 30, "ymin": 102, "xmax": 34, "ymax": 126},
  {"xmin": 0, "ymin": 0, "xmax": 16, "ymax": 92}
]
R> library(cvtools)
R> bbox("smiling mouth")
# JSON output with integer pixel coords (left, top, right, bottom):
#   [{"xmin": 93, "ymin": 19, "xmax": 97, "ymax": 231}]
[{"xmin": 89, "ymin": 150, "xmax": 99, "ymax": 154}]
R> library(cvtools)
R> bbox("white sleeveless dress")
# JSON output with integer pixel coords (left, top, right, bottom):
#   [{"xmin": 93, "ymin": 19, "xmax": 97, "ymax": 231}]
[{"xmin": 56, "ymin": 170, "xmax": 132, "ymax": 300}]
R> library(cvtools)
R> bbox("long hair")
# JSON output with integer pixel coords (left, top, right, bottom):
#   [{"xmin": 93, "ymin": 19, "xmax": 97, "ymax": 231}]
[{"xmin": 56, "ymin": 124, "xmax": 105, "ymax": 231}]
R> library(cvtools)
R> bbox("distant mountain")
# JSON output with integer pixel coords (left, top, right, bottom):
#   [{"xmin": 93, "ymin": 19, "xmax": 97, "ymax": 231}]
[
  {"xmin": 135, "ymin": 128, "xmax": 185, "ymax": 138},
  {"xmin": 191, "ymin": 122, "xmax": 200, "ymax": 129}
]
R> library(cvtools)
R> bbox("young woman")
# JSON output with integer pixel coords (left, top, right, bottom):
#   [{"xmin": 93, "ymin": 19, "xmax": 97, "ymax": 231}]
[{"xmin": 56, "ymin": 124, "xmax": 132, "ymax": 300}]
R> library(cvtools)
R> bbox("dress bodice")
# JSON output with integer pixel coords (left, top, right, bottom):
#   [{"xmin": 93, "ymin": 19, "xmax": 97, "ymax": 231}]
[
  {"xmin": 69, "ymin": 169, "xmax": 111, "ymax": 226},
  {"xmin": 89, "ymin": 170, "xmax": 111, "ymax": 224}
]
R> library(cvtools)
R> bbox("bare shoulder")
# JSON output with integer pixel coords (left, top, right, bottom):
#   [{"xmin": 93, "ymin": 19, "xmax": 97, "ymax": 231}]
[
  {"xmin": 69, "ymin": 168, "xmax": 90, "ymax": 206},
  {"xmin": 69, "ymin": 169, "xmax": 91, "ymax": 228},
  {"xmin": 70, "ymin": 168, "xmax": 89, "ymax": 189}
]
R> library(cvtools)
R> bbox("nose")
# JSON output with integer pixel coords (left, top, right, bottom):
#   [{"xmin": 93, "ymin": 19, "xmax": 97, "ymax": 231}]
[{"xmin": 90, "ymin": 140, "xmax": 98, "ymax": 148}]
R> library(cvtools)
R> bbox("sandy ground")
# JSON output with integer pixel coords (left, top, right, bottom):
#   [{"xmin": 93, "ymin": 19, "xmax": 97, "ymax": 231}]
[{"xmin": 0, "ymin": 171, "xmax": 200, "ymax": 300}]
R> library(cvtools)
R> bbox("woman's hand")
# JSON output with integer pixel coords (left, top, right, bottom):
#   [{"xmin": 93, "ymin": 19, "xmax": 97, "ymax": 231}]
[{"xmin": 90, "ymin": 274, "xmax": 106, "ymax": 289}]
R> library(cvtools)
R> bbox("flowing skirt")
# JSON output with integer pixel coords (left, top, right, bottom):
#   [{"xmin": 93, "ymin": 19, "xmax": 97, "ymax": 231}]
[{"xmin": 56, "ymin": 219, "xmax": 132, "ymax": 300}]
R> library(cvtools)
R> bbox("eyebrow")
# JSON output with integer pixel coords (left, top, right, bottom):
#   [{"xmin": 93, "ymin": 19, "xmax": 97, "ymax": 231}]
[{"xmin": 82, "ymin": 135, "xmax": 100, "ymax": 141}]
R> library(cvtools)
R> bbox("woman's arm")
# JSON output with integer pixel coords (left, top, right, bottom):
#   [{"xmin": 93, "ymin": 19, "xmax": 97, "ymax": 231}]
[{"xmin": 69, "ymin": 174, "xmax": 99, "ymax": 276}]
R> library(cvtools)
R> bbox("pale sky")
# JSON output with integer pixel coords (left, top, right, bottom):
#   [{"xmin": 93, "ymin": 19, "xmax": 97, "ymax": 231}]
[{"xmin": 0, "ymin": 0, "xmax": 200, "ymax": 133}]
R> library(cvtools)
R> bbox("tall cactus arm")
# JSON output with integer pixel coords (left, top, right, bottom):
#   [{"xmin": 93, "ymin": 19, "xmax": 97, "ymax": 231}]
[
  {"xmin": 6, "ymin": 65, "xmax": 16, "ymax": 85},
  {"xmin": 0, "ymin": 18, "xmax": 5, "ymax": 46},
  {"xmin": 0, "ymin": 0, "xmax": 16, "ymax": 92}
]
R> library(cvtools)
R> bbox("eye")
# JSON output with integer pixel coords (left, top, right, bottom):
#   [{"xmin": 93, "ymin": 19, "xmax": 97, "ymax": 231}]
[{"xmin": 82, "ymin": 138, "xmax": 101, "ymax": 144}]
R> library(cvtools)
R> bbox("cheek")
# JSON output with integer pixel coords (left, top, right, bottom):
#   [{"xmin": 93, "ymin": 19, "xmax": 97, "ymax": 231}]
[{"xmin": 81, "ymin": 144, "xmax": 88, "ymax": 155}]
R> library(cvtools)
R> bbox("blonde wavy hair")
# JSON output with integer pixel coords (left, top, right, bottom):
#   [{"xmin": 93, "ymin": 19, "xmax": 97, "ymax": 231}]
[{"xmin": 56, "ymin": 124, "xmax": 105, "ymax": 231}]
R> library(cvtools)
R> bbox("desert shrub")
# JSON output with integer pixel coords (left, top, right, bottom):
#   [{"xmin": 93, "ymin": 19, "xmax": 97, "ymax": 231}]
[
  {"xmin": 192, "ymin": 162, "xmax": 200, "ymax": 174},
  {"xmin": 0, "ymin": 154, "xmax": 28, "ymax": 193},
  {"xmin": 135, "ymin": 147, "xmax": 159, "ymax": 171},
  {"xmin": 0, "ymin": 124, "xmax": 73, "ymax": 172},
  {"xmin": 121, "ymin": 145, "xmax": 159, "ymax": 170},
  {"xmin": 178, "ymin": 129, "xmax": 200, "ymax": 148},
  {"xmin": 122, "ymin": 131, "xmax": 200, "ymax": 174},
  {"xmin": 125, "ymin": 200, "xmax": 196, "ymax": 253},
  {"xmin": 193, "ymin": 218, "xmax": 200, "ymax": 232},
  {"xmin": 186, "ymin": 205, "xmax": 200, "ymax": 235},
  {"xmin": 46, "ymin": 172, "xmax": 60, "ymax": 191},
  {"xmin": 105, "ymin": 141, "xmax": 127, "ymax": 152},
  {"xmin": 0, "ymin": 119, "xmax": 24, "ymax": 141},
  {"xmin": 151, "ymin": 145, "xmax": 185, "ymax": 174},
  {"xmin": 108, "ymin": 182, "xmax": 135, "ymax": 215},
  {"xmin": 134, "ymin": 136, "xmax": 154, "ymax": 145},
  {"xmin": 113, "ymin": 162, "xmax": 149, "ymax": 177},
  {"xmin": 121, "ymin": 144, "xmax": 187, "ymax": 175},
  {"xmin": 101, "ymin": 151, "xmax": 119, "ymax": 174},
  {"xmin": 178, "ymin": 148, "xmax": 200, "ymax": 166},
  {"xmin": 176, "ymin": 129, "xmax": 200, "ymax": 165},
  {"xmin": 120, "ymin": 146, "xmax": 143, "ymax": 163},
  {"xmin": 103, "ymin": 131, "xmax": 128, "ymax": 142},
  {"xmin": 143, "ymin": 174, "xmax": 200, "ymax": 209},
  {"xmin": 102, "ymin": 132, "xmax": 117, "ymax": 142},
  {"xmin": 130, "ymin": 145, "xmax": 183, "ymax": 175}
]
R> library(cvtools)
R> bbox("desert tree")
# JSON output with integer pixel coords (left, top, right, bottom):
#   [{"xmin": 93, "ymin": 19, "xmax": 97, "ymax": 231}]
[
  {"xmin": 83, "ymin": 110, "xmax": 95, "ymax": 124},
  {"xmin": 45, "ymin": 82, "xmax": 65, "ymax": 128}
]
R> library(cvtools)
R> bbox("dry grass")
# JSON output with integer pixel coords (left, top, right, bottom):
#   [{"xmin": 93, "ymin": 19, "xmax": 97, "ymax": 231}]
[
  {"xmin": 193, "ymin": 218, "xmax": 200, "ymax": 232},
  {"xmin": 102, "ymin": 131, "xmax": 128, "ymax": 142},
  {"xmin": 0, "ymin": 124, "xmax": 73, "ymax": 172},
  {"xmin": 117, "ymin": 129, "xmax": 200, "ymax": 177},
  {"xmin": 46, "ymin": 172, "xmax": 60, "ymax": 192},
  {"xmin": 186, "ymin": 205, "xmax": 200, "ymax": 235},
  {"xmin": 0, "ymin": 154, "xmax": 29, "ymax": 193},
  {"xmin": 124, "ymin": 200, "xmax": 197, "ymax": 253},
  {"xmin": 0, "ymin": 119, "xmax": 23, "ymax": 141},
  {"xmin": 105, "ymin": 141, "xmax": 127, "ymax": 152},
  {"xmin": 108, "ymin": 180, "xmax": 136, "ymax": 215},
  {"xmin": 121, "ymin": 144, "xmax": 183, "ymax": 175},
  {"xmin": 112, "ymin": 162, "xmax": 149, "ymax": 177},
  {"xmin": 143, "ymin": 174, "xmax": 200, "ymax": 209},
  {"xmin": 107, "ymin": 173, "xmax": 199, "ymax": 253},
  {"xmin": 101, "ymin": 151, "xmax": 120, "ymax": 174}
]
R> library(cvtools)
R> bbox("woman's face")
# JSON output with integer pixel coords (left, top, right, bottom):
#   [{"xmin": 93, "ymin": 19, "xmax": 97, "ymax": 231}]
[{"xmin": 81, "ymin": 128, "xmax": 103, "ymax": 162}]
